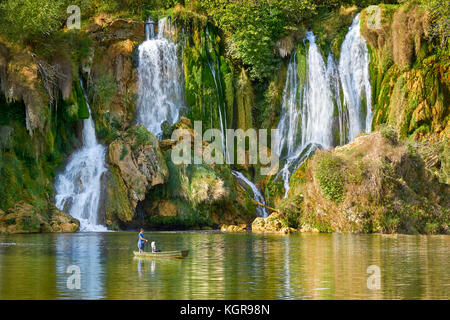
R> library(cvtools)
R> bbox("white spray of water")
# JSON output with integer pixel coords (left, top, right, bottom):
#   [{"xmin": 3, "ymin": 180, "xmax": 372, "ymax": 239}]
[
  {"xmin": 137, "ymin": 17, "xmax": 184, "ymax": 136},
  {"xmin": 339, "ymin": 13, "xmax": 372, "ymax": 141},
  {"xmin": 55, "ymin": 81, "xmax": 107, "ymax": 232}
]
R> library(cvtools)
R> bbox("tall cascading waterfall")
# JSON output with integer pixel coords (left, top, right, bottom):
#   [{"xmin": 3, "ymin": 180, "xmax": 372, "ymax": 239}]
[
  {"xmin": 339, "ymin": 13, "xmax": 372, "ymax": 141},
  {"xmin": 137, "ymin": 17, "xmax": 184, "ymax": 136},
  {"xmin": 275, "ymin": 31, "xmax": 336, "ymax": 197},
  {"xmin": 55, "ymin": 81, "xmax": 107, "ymax": 231},
  {"xmin": 275, "ymin": 14, "xmax": 372, "ymax": 198}
]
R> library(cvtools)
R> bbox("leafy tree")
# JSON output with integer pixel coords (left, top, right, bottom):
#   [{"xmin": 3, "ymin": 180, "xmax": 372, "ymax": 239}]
[
  {"xmin": 0, "ymin": 0, "xmax": 65, "ymax": 42},
  {"xmin": 197, "ymin": 0, "xmax": 316, "ymax": 80}
]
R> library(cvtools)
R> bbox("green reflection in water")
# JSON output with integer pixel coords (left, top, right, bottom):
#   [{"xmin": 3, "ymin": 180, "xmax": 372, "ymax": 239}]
[{"xmin": 0, "ymin": 232, "xmax": 449, "ymax": 299}]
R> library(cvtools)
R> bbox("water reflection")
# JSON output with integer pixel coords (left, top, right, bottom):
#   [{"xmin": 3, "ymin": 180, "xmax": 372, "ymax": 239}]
[
  {"xmin": 0, "ymin": 232, "xmax": 449, "ymax": 299},
  {"xmin": 55, "ymin": 233, "xmax": 106, "ymax": 299}
]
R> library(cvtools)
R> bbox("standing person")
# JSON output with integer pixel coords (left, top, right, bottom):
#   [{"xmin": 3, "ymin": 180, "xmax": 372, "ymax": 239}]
[{"xmin": 138, "ymin": 228, "xmax": 148, "ymax": 253}]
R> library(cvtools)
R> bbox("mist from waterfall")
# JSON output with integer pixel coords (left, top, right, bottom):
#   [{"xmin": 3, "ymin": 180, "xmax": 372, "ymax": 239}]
[
  {"xmin": 275, "ymin": 14, "xmax": 372, "ymax": 198},
  {"xmin": 55, "ymin": 81, "xmax": 107, "ymax": 232},
  {"xmin": 137, "ymin": 17, "xmax": 184, "ymax": 136}
]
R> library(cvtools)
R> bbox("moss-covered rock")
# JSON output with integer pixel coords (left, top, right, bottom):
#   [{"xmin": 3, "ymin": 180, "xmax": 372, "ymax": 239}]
[
  {"xmin": 0, "ymin": 201, "xmax": 79, "ymax": 234},
  {"xmin": 361, "ymin": 4, "xmax": 449, "ymax": 141},
  {"xmin": 252, "ymin": 212, "xmax": 296, "ymax": 234},
  {"xmin": 130, "ymin": 118, "xmax": 257, "ymax": 229},
  {"xmin": 105, "ymin": 125, "xmax": 169, "ymax": 226}
]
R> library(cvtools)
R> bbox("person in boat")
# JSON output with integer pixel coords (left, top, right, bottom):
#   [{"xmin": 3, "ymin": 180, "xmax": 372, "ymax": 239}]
[
  {"xmin": 138, "ymin": 228, "xmax": 148, "ymax": 253},
  {"xmin": 151, "ymin": 241, "xmax": 161, "ymax": 253}
]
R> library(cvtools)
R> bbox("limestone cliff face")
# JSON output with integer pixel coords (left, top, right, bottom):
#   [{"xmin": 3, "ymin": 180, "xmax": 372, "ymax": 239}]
[
  {"xmin": 0, "ymin": 40, "xmax": 47, "ymax": 135},
  {"xmin": 133, "ymin": 118, "xmax": 257, "ymax": 229},
  {"xmin": 0, "ymin": 37, "xmax": 83, "ymax": 234},
  {"xmin": 86, "ymin": 17, "xmax": 144, "ymax": 143},
  {"xmin": 103, "ymin": 125, "xmax": 169, "ymax": 227},
  {"xmin": 360, "ymin": 5, "xmax": 449, "ymax": 141},
  {"xmin": 1, "ymin": 6, "xmax": 448, "ymax": 233}
]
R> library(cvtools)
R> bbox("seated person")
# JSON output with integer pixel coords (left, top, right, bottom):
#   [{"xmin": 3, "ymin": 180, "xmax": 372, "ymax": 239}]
[{"xmin": 151, "ymin": 241, "xmax": 161, "ymax": 253}]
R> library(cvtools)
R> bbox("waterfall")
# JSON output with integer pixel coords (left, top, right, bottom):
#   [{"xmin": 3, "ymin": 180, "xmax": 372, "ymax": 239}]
[
  {"xmin": 137, "ymin": 17, "xmax": 184, "ymax": 136},
  {"xmin": 327, "ymin": 52, "xmax": 348, "ymax": 145},
  {"xmin": 339, "ymin": 13, "xmax": 372, "ymax": 141},
  {"xmin": 275, "ymin": 31, "xmax": 336, "ymax": 197},
  {"xmin": 232, "ymin": 171, "xmax": 268, "ymax": 218},
  {"xmin": 275, "ymin": 52, "xmax": 302, "ymax": 159},
  {"xmin": 55, "ymin": 81, "xmax": 107, "ymax": 232},
  {"xmin": 275, "ymin": 14, "xmax": 372, "ymax": 197}
]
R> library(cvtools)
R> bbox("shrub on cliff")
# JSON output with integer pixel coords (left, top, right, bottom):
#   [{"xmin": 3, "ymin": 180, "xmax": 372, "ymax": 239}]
[{"xmin": 299, "ymin": 130, "xmax": 449, "ymax": 234}]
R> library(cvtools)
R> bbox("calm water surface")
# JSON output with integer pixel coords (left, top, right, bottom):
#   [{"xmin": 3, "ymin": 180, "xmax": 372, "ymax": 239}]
[{"xmin": 0, "ymin": 231, "xmax": 449, "ymax": 299}]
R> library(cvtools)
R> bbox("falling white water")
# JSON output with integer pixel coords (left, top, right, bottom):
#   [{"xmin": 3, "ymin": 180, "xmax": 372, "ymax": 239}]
[
  {"xmin": 301, "ymin": 31, "xmax": 336, "ymax": 149},
  {"xmin": 137, "ymin": 17, "xmax": 184, "ymax": 136},
  {"xmin": 275, "ymin": 32, "xmax": 335, "ymax": 197},
  {"xmin": 327, "ymin": 53, "xmax": 347, "ymax": 145},
  {"xmin": 232, "ymin": 170, "xmax": 268, "ymax": 218},
  {"xmin": 55, "ymin": 81, "xmax": 107, "ymax": 232},
  {"xmin": 207, "ymin": 58, "xmax": 230, "ymax": 162},
  {"xmin": 275, "ymin": 52, "xmax": 302, "ymax": 159},
  {"xmin": 339, "ymin": 13, "xmax": 372, "ymax": 141}
]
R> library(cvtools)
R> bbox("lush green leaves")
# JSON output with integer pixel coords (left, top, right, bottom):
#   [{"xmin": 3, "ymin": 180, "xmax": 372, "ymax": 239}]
[{"xmin": 197, "ymin": 0, "xmax": 316, "ymax": 80}]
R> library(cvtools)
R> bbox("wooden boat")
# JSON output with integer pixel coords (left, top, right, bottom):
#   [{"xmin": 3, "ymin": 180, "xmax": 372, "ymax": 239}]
[{"xmin": 133, "ymin": 250, "xmax": 189, "ymax": 259}]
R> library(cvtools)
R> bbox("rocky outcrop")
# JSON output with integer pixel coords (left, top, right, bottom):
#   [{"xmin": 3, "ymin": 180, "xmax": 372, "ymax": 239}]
[
  {"xmin": 252, "ymin": 212, "xmax": 296, "ymax": 234},
  {"xmin": 87, "ymin": 18, "xmax": 143, "ymax": 142},
  {"xmin": 104, "ymin": 125, "xmax": 169, "ymax": 227},
  {"xmin": 48, "ymin": 208, "xmax": 80, "ymax": 233},
  {"xmin": 133, "ymin": 117, "xmax": 257, "ymax": 229},
  {"xmin": 298, "ymin": 130, "xmax": 449, "ymax": 234},
  {"xmin": 221, "ymin": 224, "xmax": 248, "ymax": 232},
  {"xmin": 0, "ymin": 201, "xmax": 79, "ymax": 234}
]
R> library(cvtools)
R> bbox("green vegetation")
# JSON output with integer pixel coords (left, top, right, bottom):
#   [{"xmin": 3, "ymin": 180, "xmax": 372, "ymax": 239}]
[
  {"xmin": 0, "ymin": 0, "xmax": 448, "ymax": 234},
  {"xmin": 315, "ymin": 152, "xmax": 345, "ymax": 203},
  {"xmin": 0, "ymin": 92, "xmax": 78, "ymax": 211}
]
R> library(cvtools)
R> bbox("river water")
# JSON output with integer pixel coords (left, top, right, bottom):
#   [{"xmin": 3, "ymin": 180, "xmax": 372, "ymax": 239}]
[{"xmin": 0, "ymin": 232, "xmax": 448, "ymax": 299}]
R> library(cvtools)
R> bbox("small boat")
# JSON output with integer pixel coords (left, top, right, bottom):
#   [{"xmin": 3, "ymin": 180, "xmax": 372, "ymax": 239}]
[{"xmin": 133, "ymin": 250, "xmax": 189, "ymax": 259}]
